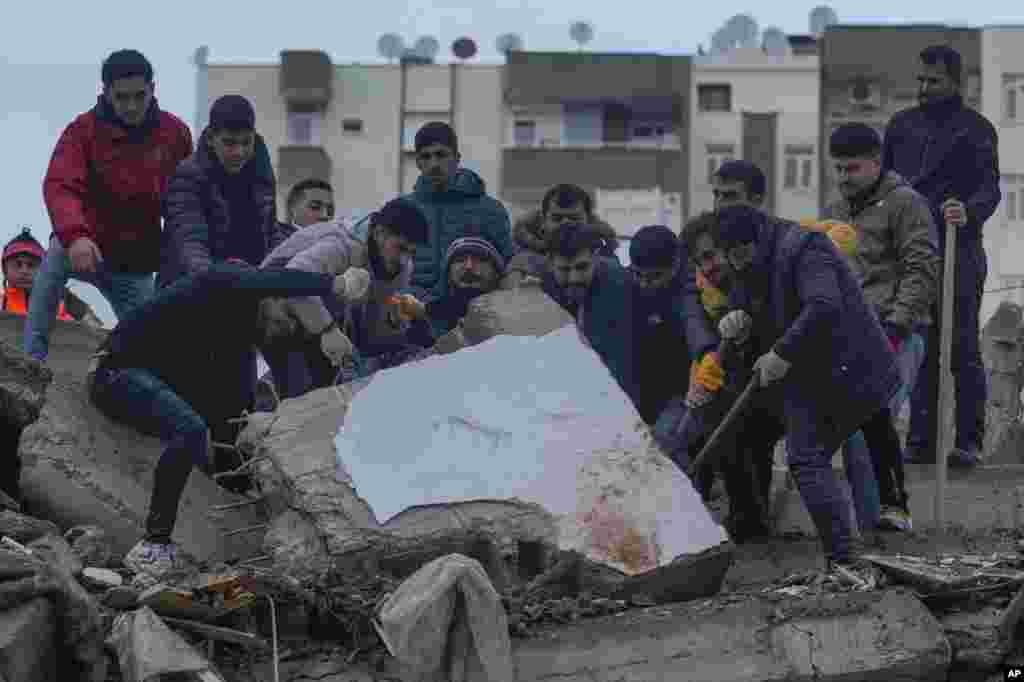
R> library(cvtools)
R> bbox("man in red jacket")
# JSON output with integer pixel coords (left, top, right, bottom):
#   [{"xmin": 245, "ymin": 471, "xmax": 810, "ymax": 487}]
[{"xmin": 26, "ymin": 49, "xmax": 193, "ymax": 361}]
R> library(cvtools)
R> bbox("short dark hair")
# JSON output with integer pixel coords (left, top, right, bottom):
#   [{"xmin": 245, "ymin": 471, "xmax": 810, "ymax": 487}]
[
  {"xmin": 541, "ymin": 183, "xmax": 594, "ymax": 217},
  {"xmin": 546, "ymin": 222, "xmax": 605, "ymax": 258},
  {"xmin": 680, "ymin": 211, "xmax": 719, "ymax": 257},
  {"xmin": 286, "ymin": 179, "xmax": 333, "ymax": 211},
  {"xmin": 714, "ymin": 160, "xmax": 766, "ymax": 199},
  {"xmin": 101, "ymin": 49, "xmax": 153, "ymax": 86},
  {"xmin": 920, "ymin": 45, "xmax": 962, "ymax": 85},
  {"xmin": 829, "ymin": 123, "xmax": 882, "ymax": 159},
  {"xmin": 414, "ymin": 121, "xmax": 458, "ymax": 153},
  {"xmin": 372, "ymin": 198, "xmax": 430, "ymax": 245}
]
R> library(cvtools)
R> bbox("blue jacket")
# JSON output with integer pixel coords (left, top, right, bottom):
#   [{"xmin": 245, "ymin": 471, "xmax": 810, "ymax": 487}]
[
  {"xmin": 731, "ymin": 217, "xmax": 900, "ymax": 436},
  {"xmin": 351, "ymin": 168, "xmax": 514, "ymax": 300},
  {"xmin": 882, "ymin": 95, "xmax": 1001, "ymax": 246},
  {"xmin": 96, "ymin": 264, "xmax": 334, "ymax": 426},
  {"xmin": 543, "ymin": 260, "xmax": 641, "ymax": 411},
  {"xmin": 633, "ymin": 258, "xmax": 719, "ymax": 424},
  {"xmin": 158, "ymin": 128, "xmax": 290, "ymax": 288}
]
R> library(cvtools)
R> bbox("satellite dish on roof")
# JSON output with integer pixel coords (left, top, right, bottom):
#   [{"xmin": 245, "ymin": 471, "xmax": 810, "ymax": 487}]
[
  {"xmin": 451, "ymin": 37, "xmax": 478, "ymax": 60},
  {"xmin": 377, "ymin": 33, "xmax": 405, "ymax": 62},
  {"xmin": 569, "ymin": 21, "xmax": 594, "ymax": 50},
  {"xmin": 726, "ymin": 14, "xmax": 760, "ymax": 48},
  {"xmin": 413, "ymin": 36, "xmax": 440, "ymax": 61},
  {"xmin": 809, "ymin": 6, "xmax": 839, "ymax": 36},
  {"xmin": 192, "ymin": 46, "xmax": 209, "ymax": 66},
  {"xmin": 496, "ymin": 32, "xmax": 524, "ymax": 55},
  {"xmin": 710, "ymin": 26, "xmax": 733, "ymax": 54},
  {"xmin": 762, "ymin": 27, "xmax": 790, "ymax": 56}
]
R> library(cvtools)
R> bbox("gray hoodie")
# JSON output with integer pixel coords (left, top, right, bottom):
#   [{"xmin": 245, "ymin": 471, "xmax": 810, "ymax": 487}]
[{"xmin": 260, "ymin": 219, "xmax": 412, "ymax": 334}]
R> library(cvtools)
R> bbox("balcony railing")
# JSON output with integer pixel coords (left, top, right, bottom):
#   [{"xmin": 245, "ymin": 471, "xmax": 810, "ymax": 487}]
[{"xmin": 502, "ymin": 135, "xmax": 681, "ymax": 150}]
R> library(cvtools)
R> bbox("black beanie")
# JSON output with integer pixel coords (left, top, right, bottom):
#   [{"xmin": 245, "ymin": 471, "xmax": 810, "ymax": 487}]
[
  {"xmin": 374, "ymin": 198, "xmax": 430, "ymax": 245},
  {"xmin": 209, "ymin": 95, "xmax": 255, "ymax": 131},
  {"xmin": 414, "ymin": 121, "xmax": 458, "ymax": 153},
  {"xmin": 101, "ymin": 49, "xmax": 153, "ymax": 85},
  {"xmin": 829, "ymin": 123, "xmax": 882, "ymax": 158},
  {"xmin": 630, "ymin": 225, "xmax": 678, "ymax": 269},
  {"xmin": 715, "ymin": 205, "xmax": 764, "ymax": 249}
]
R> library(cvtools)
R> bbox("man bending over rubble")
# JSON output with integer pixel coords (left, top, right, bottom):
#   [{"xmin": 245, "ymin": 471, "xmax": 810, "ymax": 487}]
[
  {"xmin": 541, "ymin": 222, "xmax": 640, "ymax": 413},
  {"xmin": 85, "ymin": 262, "xmax": 360, "ymax": 575},
  {"xmin": 709, "ymin": 204, "xmax": 902, "ymax": 570},
  {"xmin": 257, "ymin": 197, "xmax": 428, "ymax": 399}
]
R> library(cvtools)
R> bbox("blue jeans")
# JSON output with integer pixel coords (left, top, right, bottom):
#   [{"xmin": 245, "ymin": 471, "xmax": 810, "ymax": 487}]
[
  {"xmin": 90, "ymin": 365, "xmax": 210, "ymax": 542},
  {"xmin": 24, "ymin": 236, "xmax": 154, "ymax": 360},
  {"xmin": 841, "ymin": 332, "xmax": 926, "ymax": 527}
]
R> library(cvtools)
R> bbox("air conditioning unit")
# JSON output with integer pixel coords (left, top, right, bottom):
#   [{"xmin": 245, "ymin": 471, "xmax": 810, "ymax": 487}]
[{"xmin": 849, "ymin": 79, "xmax": 881, "ymax": 110}]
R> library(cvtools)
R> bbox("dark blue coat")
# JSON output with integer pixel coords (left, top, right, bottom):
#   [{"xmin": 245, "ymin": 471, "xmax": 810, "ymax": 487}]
[
  {"xmin": 98, "ymin": 264, "xmax": 334, "ymax": 426},
  {"xmin": 882, "ymin": 95, "xmax": 1001, "ymax": 246},
  {"xmin": 158, "ymin": 128, "xmax": 291, "ymax": 288},
  {"xmin": 543, "ymin": 259, "xmax": 641, "ymax": 412},
  {"xmin": 633, "ymin": 258, "xmax": 719, "ymax": 423},
  {"xmin": 731, "ymin": 217, "xmax": 900, "ymax": 439}
]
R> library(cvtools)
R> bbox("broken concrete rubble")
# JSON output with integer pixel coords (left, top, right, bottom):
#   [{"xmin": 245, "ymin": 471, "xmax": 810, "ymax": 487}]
[{"xmin": 0, "ymin": 313, "xmax": 267, "ymax": 563}]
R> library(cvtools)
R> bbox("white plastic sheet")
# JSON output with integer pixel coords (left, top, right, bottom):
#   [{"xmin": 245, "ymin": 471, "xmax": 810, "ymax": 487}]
[{"xmin": 335, "ymin": 325, "xmax": 728, "ymax": 574}]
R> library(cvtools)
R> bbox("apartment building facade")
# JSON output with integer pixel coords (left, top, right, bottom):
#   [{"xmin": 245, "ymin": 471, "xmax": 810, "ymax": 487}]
[{"xmin": 691, "ymin": 46, "xmax": 820, "ymax": 222}]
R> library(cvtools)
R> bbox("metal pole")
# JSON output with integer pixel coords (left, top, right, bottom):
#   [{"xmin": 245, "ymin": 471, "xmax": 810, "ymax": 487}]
[{"xmin": 935, "ymin": 216, "xmax": 958, "ymax": 529}]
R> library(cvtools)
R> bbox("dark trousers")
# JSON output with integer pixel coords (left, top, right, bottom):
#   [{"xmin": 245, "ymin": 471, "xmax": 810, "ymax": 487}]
[
  {"xmin": 0, "ymin": 417, "xmax": 23, "ymax": 503},
  {"xmin": 909, "ymin": 239, "xmax": 988, "ymax": 452},
  {"xmin": 261, "ymin": 334, "xmax": 336, "ymax": 401},
  {"xmin": 90, "ymin": 365, "xmax": 210, "ymax": 542},
  {"xmin": 722, "ymin": 399, "xmax": 784, "ymax": 526},
  {"xmin": 860, "ymin": 406, "xmax": 908, "ymax": 511}
]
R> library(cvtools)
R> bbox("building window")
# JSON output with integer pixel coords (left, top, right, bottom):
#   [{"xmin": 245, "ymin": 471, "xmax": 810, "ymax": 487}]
[
  {"xmin": 286, "ymin": 110, "xmax": 323, "ymax": 146},
  {"xmin": 563, "ymin": 104, "xmax": 603, "ymax": 146},
  {"xmin": 1009, "ymin": 192, "xmax": 1017, "ymax": 221},
  {"xmin": 1004, "ymin": 75, "xmax": 1024, "ymax": 121},
  {"xmin": 698, "ymin": 84, "xmax": 732, "ymax": 112},
  {"xmin": 513, "ymin": 120, "xmax": 537, "ymax": 146},
  {"xmin": 784, "ymin": 144, "xmax": 814, "ymax": 190},
  {"xmin": 342, "ymin": 118, "xmax": 364, "ymax": 134},
  {"xmin": 705, "ymin": 144, "xmax": 735, "ymax": 183}
]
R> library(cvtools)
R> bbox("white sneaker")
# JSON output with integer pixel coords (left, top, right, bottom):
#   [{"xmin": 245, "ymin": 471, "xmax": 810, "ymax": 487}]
[{"xmin": 123, "ymin": 540, "xmax": 181, "ymax": 579}]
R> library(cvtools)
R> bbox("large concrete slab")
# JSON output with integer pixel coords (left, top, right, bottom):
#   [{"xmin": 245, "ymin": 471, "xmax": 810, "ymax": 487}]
[
  {"xmin": 0, "ymin": 311, "xmax": 265, "ymax": 563},
  {"xmin": 506, "ymin": 588, "xmax": 948, "ymax": 681},
  {"xmin": 0, "ymin": 598, "xmax": 57, "ymax": 682}
]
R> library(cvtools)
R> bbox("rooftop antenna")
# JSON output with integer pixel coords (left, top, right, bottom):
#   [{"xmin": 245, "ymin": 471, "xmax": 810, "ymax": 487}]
[
  {"xmin": 809, "ymin": 5, "xmax": 839, "ymax": 36},
  {"xmin": 451, "ymin": 36, "xmax": 478, "ymax": 61},
  {"xmin": 413, "ymin": 35, "xmax": 440, "ymax": 62},
  {"xmin": 192, "ymin": 45, "xmax": 209, "ymax": 67},
  {"xmin": 569, "ymin": 21, "xmax": 594, "ymax": 51},
  {"xmin": 376, "ymin": 33, "xmax": 405, "ymax": 63},
  {"xmin": 495, "ymin": 32, "xmax": 524, "ymax": 56}
]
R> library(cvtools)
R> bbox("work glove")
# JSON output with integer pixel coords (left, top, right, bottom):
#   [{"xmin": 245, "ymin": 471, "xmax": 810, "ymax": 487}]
[
  {"xmin": 718, "ymin": 310, "xmax": 753, "ymax": 345},
  {"xmin": 333, "ymin": 267, "xmax": 372, "ymax": 304},
  {"xmin": 321, "ymin": 326, "xmax": 355, "ymax": 366},
  {"xmin": 686, "ymin": 351, "xmax": 724, "ymax": 408},
  {"xmin": 68, "ymin": 237, "xmax": 103, "ymax": 275},
  {"xmin": 753, "ymin": 350, "xmax": 791, "ymax": 385},
  {"xmin": 433, "ymin": 321, "xmax": 469, "ymax": 355},
  {"xmin": 941, "ymin": 197, "xmax": 968, "ymax": 228},
  {"xmin": 386, "ymin": 294, "xmax": 427, "ymax": 322}
]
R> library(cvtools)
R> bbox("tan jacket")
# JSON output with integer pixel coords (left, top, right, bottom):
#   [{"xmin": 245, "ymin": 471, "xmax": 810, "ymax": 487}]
[
  {"xmin": 510, "ymin": 209, "xmax": 619, "ymax": 278},
  {"xmin": 823, "ymin": 171, "xmax": 940, "ymax": 330}
]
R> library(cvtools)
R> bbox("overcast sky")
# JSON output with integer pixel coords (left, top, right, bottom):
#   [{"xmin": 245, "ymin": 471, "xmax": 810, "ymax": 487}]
[{"xmin": 1, "ymin": 0, "xmax": 1020, "ymax": 325}]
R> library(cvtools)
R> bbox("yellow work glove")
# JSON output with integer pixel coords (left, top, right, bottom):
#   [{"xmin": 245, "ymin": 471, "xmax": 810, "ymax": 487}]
[
  {"xmin": 386, "ymin": 294, "xmax": 427, "ymax": 322},
  {"xmin": 695, "ymin": 271, "xmax": 730, "ymax": 324},
  {"xmin": 694, "ymin": 351, "xmax": 725, "ymax": 392},
  {"xmin": 800, "ymin": 219, "xmax": 858, "ymax": 258}
]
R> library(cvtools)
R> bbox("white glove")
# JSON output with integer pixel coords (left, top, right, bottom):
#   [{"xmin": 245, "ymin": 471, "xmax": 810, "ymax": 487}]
[
  {"xmin": 259, "ymin": 298, "xmax": 296, "ymax": 342},
  {"xmin": 753, "ymin": 350, "xmax": 791, "ymax": 385},
  {"xmin": 333, "ymin": 267, "xmax": 372, "ymax": 304},
  {"xmin": 718, "ymin": 310, "xmax": 752, "ymax": 344},
  {"xmin": 320, "ymin": 326, "xmax": 354, "ymax": 366}
]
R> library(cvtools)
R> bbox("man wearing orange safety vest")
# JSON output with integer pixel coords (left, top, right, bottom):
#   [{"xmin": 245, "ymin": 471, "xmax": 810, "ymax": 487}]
[{"xmin": 2, "ymin": 228, "xmax": 101, "ymax": 326}]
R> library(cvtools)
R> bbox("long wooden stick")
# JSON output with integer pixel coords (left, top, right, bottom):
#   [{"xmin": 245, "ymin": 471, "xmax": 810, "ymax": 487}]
[
  {"xmin": 935, "ymin": 217, "xmax": 957, "ymax": 529},
  {"xmin": 688, "ymin": 374, "xmax": 760, "ymax": 479}
]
